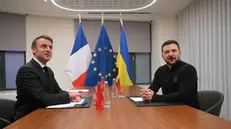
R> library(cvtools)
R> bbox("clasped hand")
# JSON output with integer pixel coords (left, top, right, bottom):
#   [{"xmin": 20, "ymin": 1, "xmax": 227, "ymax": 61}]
[{"xmin": 139, "ymin": 89, "xmax": 154, "ymax": 101}]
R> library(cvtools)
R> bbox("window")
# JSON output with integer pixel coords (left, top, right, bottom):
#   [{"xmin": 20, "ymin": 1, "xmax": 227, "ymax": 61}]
[
  {"xmin": 131, "ymin": 53, "xmax": 151, "ymax": 85},
  {"xmin": 0, "ymin": 51, "xmax": 25, "ymax": 90}
]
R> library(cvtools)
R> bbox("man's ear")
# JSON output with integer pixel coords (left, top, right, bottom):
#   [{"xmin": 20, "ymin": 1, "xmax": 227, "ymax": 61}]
[
  {"xmin": 32, "ymin": 48, "xmax": 36, "ymax": 54},
  {"xmin": 161, "ymin": 54, "xmax": 164, "ymax": 59}
]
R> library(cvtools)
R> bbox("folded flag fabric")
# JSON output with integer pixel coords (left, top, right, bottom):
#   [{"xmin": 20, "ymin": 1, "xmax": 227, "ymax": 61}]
[
  {"xmin": 84, "ymin": 24, "xmax": 117, "ymax": 86},
  {"xmin": 116, "ymin": 23, "xmax": 133, "ymax": 86},
  {"xmin": 65, "ymin": 23, "xmax": 92, "ymax": 87}
]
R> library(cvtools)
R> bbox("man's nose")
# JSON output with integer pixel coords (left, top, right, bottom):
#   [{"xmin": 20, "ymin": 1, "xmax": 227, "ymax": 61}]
[
  {"xmin": 45, "ymin": 47, "xmax": 51, "ymax": 51},
  {"xmin": 169, "ymin": 51, "xmax": 173, "ymax": 56}
]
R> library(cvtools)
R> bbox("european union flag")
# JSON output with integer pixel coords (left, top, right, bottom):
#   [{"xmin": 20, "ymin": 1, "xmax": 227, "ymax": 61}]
[{"xmin": 84, "ymin": 24, "xmax": 117, "ymax": 86}]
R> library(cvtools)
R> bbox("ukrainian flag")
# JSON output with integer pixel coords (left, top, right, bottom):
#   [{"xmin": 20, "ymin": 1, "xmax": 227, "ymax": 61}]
[{"xmin": 116, "ymin": 22, "xmax": 133, "ymax": 86}]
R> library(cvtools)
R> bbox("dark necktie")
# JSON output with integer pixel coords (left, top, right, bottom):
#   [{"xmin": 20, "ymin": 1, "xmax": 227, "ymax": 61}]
[
  {"xmin": 43, "ymin": 66, "xmax": 48, "ymax": 73},
  {"xmin": 43, "ymin": 66, "xmax": 49, "ymax": 80},
  {"xmin": 42, "ymin": 66, "xmax": 51, "ymax": 92}
]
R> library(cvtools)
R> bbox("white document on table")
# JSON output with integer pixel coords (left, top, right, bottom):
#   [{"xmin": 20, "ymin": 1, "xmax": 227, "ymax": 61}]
[
  {"xmin": 68, "ymin": 89, "xmax": 89, "ymax": 93},
  {"xmin": 130, "ymin": 97, "xmax": 144, "ymax": 102},
  {"xmin": 46, "ymin": 99, "xmax": 85, "ymax": 109}
]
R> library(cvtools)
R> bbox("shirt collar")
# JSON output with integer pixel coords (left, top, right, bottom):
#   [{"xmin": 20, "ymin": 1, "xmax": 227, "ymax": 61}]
[
  {"xmin": 172, "ymin": 60, "xmax": 184, "ymax": 71},
  {"xmin": 165, "ymin": 60, "xmax": 183, "ymax": 72},
  {"xmin": 33, "ymin": 57, "xmax": 46, "ymax": 68}
]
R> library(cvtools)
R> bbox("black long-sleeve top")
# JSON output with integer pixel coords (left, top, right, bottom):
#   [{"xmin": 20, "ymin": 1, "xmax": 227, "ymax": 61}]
[{"xmin": 149, "ymin": 60, "xmax": 200, "ymax": 109}]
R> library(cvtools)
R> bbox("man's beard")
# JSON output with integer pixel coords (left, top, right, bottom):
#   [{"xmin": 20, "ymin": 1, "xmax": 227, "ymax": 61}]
[{"xmin": 164, "ymin": 56, "xmax": 179, "ymax": 66}]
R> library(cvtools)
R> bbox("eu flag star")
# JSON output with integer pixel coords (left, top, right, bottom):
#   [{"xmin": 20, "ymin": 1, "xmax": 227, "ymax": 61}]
[{"xmin": 91, "ymin": 60, "xmax": 95, "ymax": 64}]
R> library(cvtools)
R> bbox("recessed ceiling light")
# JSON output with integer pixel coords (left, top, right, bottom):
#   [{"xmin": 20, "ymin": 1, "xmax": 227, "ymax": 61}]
[
  {"xmin": 44, "ymin": 0, "xmax": 48, "ymax": 2},
  {"xmin": 50, "ymin": 0, "xmax": 157, "ymax": 12}
]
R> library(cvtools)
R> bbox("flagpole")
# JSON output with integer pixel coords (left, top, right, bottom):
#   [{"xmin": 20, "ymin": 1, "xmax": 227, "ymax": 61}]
[
  {"xmin": 101, "ymin": 12, "xmax": 104, "ymax": 25},
  {"xmin": 78, "ymin": 13, "xmax": 81, "ymax": 23},
  {"xmin": 120, "ymin": 12, "xmax": 123, "ymax": 26}
]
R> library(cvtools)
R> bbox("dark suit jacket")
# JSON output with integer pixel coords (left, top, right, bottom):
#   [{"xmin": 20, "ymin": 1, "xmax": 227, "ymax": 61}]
[{"xmin": 13, "ymin": 59, "xmax": 70, "ymax": 121}]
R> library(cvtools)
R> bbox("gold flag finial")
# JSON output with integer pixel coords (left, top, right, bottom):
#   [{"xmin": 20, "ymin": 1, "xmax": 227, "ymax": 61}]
[
  {"xmin": 78, "ymin": 13, "xmax": 81, "ymax": 23},
  {"xmin": 120, "ymin": 12, "xmax": 123, "ymax": 26},
  {"xmin": 101, "ymin": 12, "xmax": 104, "ymax": 25}
]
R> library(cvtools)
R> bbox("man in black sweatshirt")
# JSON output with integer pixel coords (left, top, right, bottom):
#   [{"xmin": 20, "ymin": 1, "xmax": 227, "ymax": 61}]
[{"xmin": 140, "ymin": 40, "xmax": 199, "ymax": 109}]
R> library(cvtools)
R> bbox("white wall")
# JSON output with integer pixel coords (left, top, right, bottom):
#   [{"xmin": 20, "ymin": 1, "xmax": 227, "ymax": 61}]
[
  {"xmin": 26, "ymin": 15, "xmax": 75, "ymax": 90},
  {"xmin": 151, "ymin": 15, "xmax": 178, "ymax": 78}
]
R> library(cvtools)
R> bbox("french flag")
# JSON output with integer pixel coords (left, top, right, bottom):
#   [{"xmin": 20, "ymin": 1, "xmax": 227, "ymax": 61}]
[{"xmin": 65, "ymin": 23, "xmax": 92, "ymax": 87}]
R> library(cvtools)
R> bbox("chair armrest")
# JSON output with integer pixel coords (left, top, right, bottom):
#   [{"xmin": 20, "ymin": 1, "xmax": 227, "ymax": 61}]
[
  {"xmin": 206, "ymin": 95, "xmax": 224, "ymax": 116},
  {"xmin": 0, "ymin": 117, "xmax": 11, "ymax": 125}
]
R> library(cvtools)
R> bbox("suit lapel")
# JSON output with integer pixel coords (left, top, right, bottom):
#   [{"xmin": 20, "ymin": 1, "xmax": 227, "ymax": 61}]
[{"xmin": 30, "ymin": 59, "xmax": 50, "ymax": 90}]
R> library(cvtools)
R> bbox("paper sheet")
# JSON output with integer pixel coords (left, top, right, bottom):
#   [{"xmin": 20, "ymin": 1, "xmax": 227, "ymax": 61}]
[
  {"xmin": 46, "ymin": 99, "xmax": 85, "ymax": 108},
  {"xmin": 130, "ymin": 97, "xmax": 144, "ymax": 102},
  {"xmin": 68, "ymin": 89, "xmax": 89, "ymax": 93}
]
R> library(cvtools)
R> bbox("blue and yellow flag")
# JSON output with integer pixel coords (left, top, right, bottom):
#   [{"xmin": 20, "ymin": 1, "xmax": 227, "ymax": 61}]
[
  {"xmin": 116, "ymin": 24, "xmax": 133, "ymax": 86},
  {"xmin": 84, "ymin": 24, "xmax": 117, "ymax": 86}
]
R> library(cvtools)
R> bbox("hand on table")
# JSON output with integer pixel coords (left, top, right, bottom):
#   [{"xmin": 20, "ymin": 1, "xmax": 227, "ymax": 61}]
[
  {"xmin": 139, "ymin": 89, "xmax": 154, "ymax": 101},
  {"xmin": 68, "ymin": 92, "xmax": 81, "ymax": 102}
]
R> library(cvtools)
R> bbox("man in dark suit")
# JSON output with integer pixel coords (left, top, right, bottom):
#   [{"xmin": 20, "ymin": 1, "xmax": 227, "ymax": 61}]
[{"xmin": 13, "ymin": 35, "xmax": 81, "ymax": 121}]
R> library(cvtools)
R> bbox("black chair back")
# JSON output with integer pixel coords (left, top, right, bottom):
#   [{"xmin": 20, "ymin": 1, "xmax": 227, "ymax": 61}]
[
  {"xmin": 198, "ymin": 90, "xmax": 224, "ymax": 117},
  {"xmin": 0, "ymin": 98, "xmax": 15, "ymax": 129}
]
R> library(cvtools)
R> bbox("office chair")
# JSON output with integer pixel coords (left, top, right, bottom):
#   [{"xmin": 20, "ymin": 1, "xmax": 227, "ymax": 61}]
[
  {"xmin": 0, "ymin": 98, "xmax": 15, "ymax": 129},
  {"xmin": 198, "ymin": 90, "xmax": 224, "ymax": 117}
]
